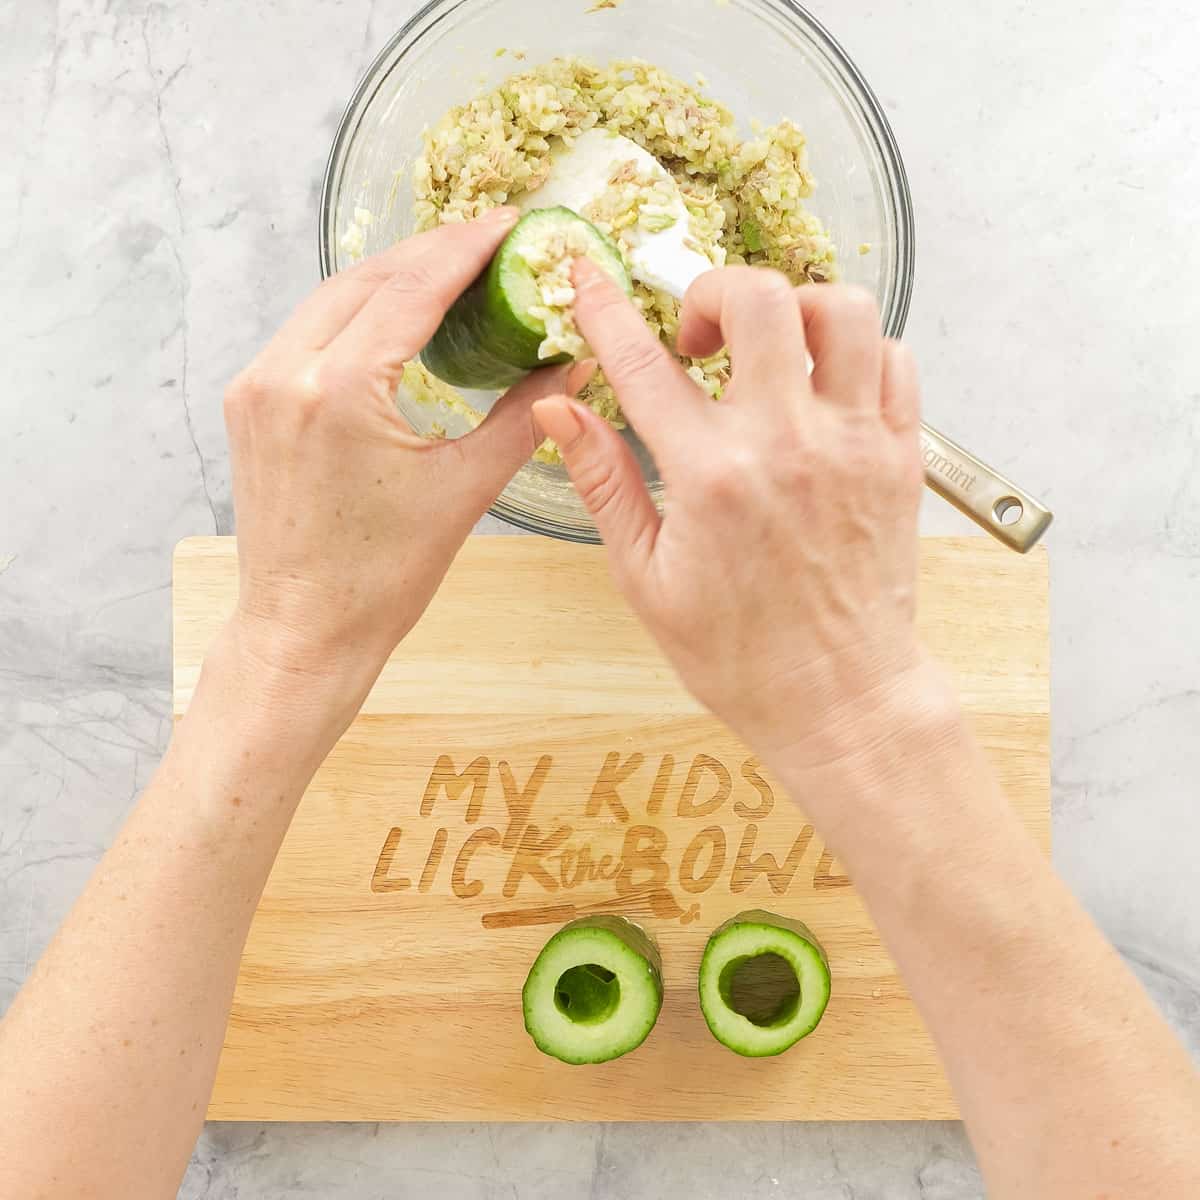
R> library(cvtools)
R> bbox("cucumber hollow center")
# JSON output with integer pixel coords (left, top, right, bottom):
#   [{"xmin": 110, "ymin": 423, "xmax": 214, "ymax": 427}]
[
  {"xmin": 554, "ymin": 963, "xmax": 621, "ymax": 1025},
  {"xmin": 719, "ymin": 952, "xmax": 803, "ymax": 1029}
]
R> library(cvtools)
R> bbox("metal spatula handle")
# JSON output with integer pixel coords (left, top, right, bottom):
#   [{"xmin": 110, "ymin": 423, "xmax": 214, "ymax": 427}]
[{"xmin": 919, "ymin": 422, "xmax": 1053, "ymax": 553}]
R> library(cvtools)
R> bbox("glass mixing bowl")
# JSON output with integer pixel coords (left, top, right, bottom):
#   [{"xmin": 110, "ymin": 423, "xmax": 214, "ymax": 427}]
[{"xmin": 320, "ymin": 0, "xmax": 915, "ymax": 541}]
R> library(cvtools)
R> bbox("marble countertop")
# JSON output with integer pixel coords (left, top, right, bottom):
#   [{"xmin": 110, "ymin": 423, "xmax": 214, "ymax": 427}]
[{"xmin": 3, "ymin": 0, "xmax": 1197, "ymax": 1195}]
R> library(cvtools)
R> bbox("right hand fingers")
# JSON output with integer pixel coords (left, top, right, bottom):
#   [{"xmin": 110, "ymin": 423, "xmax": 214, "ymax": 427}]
[
  {"xmin": 796, "ymin": 284, "xmax": 885, "ymax": 411},
  {"xmin": 532, "ymin": 395, "xmax": 661, "ymax": 581},
  {"xmin": 678, "ymin": 274, "xmax": 889, "ymax": 416},
  {"xmin": 880, "ymin": 339, "xmax": 921, "ymax": 432},
  {"xmin": 675, "ymin": 267, "xmax": 812, "ymax": 400},
  {"xmin": 571, "ymin": 258, "xmax": 709, "ymax": 462}
]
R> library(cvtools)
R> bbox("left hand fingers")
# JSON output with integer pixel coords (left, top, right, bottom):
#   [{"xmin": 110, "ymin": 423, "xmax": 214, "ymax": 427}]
[
  {"xmin": 325, "ymin": 208, "xmax": 522, "ymax": 384},
  {"xmin": 272, "ymin": 208, "xmax": 520, "ymax": 361}
]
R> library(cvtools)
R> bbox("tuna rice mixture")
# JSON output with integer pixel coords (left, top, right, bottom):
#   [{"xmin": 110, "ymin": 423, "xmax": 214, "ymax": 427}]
[
  {"xmin": 517, "ymin": 221, "xmax": 596, "ymax": 362},
  {"xmin": 405, "ymin": 56, "xmax": 836, "ymax": 461}
]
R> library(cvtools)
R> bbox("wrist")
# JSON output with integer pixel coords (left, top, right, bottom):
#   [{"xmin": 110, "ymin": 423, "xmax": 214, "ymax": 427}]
[
  {"xmin": 760, "ymin": 652, "xmax": 977, "ymax": 840},
  {"xmin": 230, "ymin": 591, "xmax": 392, "ymax": 687},
  {"xmin": 187, "ymin": 613, "xmax": 381, "ymax": 778},
  {"xmin": 761, "ymin": 651, "xmax": 964, "ymax": 780},
  {"xmin": 760, "ymin": 653, "xmax": 1030, "ymax": 897}
]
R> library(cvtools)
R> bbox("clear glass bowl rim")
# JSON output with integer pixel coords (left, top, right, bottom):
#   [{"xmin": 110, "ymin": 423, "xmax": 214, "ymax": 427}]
[{"xmin": 318, "ymin": 0, "xmax": 916, "ymax": 540}]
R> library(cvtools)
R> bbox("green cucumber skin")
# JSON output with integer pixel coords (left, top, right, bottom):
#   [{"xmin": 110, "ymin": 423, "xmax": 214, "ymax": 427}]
[
  {"xmin": 553, "ymin": 915, "xmax": 664, "ymax": 979},
  {"xmin": 419, "ymin": 261, "xmax": 566, "ymax": 391},
  {"xmin": 707, "ymin": 910, "xmax": 829, "ymax": 972},
  {"xmin": 420, "ymin": 207, "xmax": 630, "ymax": 391},
  {"xmin": 522, "ymin": 915, "xmax": 663, "ymax": 1066},
  {"xmin": 699, "ymin": 909, "xmax": 831, "ymax": 1058}
]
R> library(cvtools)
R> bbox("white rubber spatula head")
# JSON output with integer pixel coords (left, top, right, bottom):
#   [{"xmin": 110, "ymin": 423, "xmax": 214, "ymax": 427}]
[{"xmin": 516, "ymin": 128, "xmax": 714, "ymax": 301}]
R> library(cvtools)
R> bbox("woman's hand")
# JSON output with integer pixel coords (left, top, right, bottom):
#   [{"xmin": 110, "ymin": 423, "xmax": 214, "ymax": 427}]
[
  {"xmin": 223, "ymin": 209, "xmax": 593, "ymax": 698},
  {"xmin": 534, "ymin": 262, "xmax": 928, "ymax": 770}
]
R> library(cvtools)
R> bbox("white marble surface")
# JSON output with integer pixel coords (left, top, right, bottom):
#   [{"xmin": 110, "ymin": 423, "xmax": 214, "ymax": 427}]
[{"xmin": 2, "ymin": 0, "xmax": 1198, "ymax": 1195}]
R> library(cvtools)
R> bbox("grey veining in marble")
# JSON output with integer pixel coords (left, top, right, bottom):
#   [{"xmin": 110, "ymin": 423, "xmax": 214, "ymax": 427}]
[{"xmin": 2, "ymin": 0, "xmax": 1198, "ymax": 1196}]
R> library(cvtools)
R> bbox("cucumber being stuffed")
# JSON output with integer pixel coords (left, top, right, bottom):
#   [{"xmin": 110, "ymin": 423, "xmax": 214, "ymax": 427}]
[
  {"xmin": 522, "ymin": 915, "xmax": 662, "ymax": 1065},
  {"xmin": 421, "ymin": 207, "xmax": 632, "ymax": 391},
  {"xmin": 698, "ymin": 910, "xmax": 831, "ymax": 1057}
]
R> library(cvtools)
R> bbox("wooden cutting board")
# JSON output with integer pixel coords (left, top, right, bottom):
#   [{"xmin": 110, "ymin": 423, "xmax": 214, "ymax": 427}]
[{"xmin": 173, "ymin": 536, "xmax": 1049, "ymax": 1122}]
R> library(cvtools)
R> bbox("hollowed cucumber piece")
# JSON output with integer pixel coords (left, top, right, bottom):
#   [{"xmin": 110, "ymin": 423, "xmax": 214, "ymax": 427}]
[
  {"xmin": 699, "ymin": 910, "xmax": 830, "ymax": 1057},
  {"xmin": 522, "ymin": 915, "xmax": 662, "ymax": 1065},
  {"xmin": 421, "ymin": 206, "xmax": 631, "ymax": 391}
]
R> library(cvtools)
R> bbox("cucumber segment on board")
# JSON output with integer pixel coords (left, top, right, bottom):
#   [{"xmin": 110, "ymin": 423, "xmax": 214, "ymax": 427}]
[
  {"xmin": 522, "ymin": 915, "xmax": 663, "ymax": 1065},
  {"xmin": 421, "ymin": 207, "xmax": 632, "ymax": 391},
  {"xmin": 698, "ymin": 910, "xmax": 831, "ymax": 1057}
]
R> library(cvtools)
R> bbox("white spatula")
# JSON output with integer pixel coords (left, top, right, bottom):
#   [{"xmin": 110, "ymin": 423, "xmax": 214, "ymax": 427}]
[{"xmin": 517, "ymin": 128, "xmax": 711, "ymax": 300}]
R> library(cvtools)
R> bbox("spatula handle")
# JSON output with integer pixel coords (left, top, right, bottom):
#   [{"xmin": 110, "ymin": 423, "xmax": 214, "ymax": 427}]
[{"xmin": 919, "ymin": 421, "xmax": 1053, "ymax": 553}]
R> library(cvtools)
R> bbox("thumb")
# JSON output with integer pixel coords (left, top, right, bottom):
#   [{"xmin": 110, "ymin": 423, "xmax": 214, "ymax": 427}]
[
  {"xmin": 454, "ymin": 358, "xmax": 598, "ymax": 504},
  {"xmin": 532, "ymin": 397, "xmax": 661, "ymax": 578}
]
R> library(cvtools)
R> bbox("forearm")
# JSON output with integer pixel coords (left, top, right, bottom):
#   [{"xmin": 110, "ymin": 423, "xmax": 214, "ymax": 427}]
[
  {"xmin": 771, "ymin": 663, "xmax": 1200, "ymax": 1198},
  {"xmin": 0, "ymin": 619, "xmax": 368, "ymax": 1200}
]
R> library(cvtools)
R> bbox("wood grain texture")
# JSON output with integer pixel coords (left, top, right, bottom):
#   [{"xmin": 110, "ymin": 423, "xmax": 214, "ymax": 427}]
[{"xmin": 173, "ymin": 536, "xmax": 1049, "ymax": 1122}]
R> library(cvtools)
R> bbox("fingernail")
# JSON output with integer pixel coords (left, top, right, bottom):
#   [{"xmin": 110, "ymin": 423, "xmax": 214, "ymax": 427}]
[
  {"xmin": 533, "ymin": 397, "xmax": 585, "ymax": 450},
  {"xmin": 482, "ymin": 205, "xmax": 520, "ymax": 226},
  {"xmin": 566, "ymin": 357, "xmax": 599, "ymax": 395}
]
